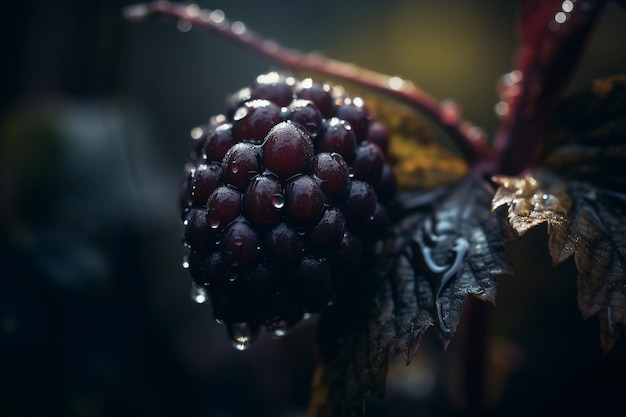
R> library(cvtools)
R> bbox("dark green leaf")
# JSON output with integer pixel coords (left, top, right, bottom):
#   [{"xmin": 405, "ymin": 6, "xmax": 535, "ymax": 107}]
[
  {"xmin": 563, "ymin": 182, "xmax": 626, "ymax": 352},
  {"xmin": 541, "ymin": 74, "xmax": 626, "ymax": 190},
  {"xmin": 309, "ymin": 175, "xmax": 513, "ymax": 417}
]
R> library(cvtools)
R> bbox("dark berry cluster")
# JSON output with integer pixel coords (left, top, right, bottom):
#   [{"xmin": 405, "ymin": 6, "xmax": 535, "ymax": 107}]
[{"xmin": 179, "ymin": 71, "xmax": 397, "ymax": 348}]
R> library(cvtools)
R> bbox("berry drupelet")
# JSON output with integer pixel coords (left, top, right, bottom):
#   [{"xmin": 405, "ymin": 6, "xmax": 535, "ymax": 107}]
[{"xmin": 179, "ymin": 71, "xmax": 397, "ymax": 349}]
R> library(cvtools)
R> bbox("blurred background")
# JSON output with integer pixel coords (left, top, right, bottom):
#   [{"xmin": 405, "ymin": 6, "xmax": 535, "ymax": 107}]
[{"xmin": 2, "ymin": 0, "xmax": 626, "ymax": 416}]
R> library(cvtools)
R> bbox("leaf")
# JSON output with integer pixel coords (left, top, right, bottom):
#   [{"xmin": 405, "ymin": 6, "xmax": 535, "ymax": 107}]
[
  {"xmin": 492, "ymin": 170, "xmax": 626, "ymax": 351},
  {"xmin": 538, "ymin": 75, "xmax": 626, "ymax": 351},
  {"xmin": 541, "ymin": 74, "xmax": 626, "ymax": 190},
  {"xmin": 565, "ymin": 182, "xmax": 626, "ymax": 352},
  {"xmin": 492, "ymin": 171, "xmax": 572, "ymax": 264},
  {"xmin": 309, "ymin": 175, "xmax": 513, "ymax": 417}
]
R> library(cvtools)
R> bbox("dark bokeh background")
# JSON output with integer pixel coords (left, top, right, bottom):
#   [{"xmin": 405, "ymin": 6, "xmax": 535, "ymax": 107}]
[{"xmin": 2, "ymin": 1, "xmax": 626, "ymax": 416}]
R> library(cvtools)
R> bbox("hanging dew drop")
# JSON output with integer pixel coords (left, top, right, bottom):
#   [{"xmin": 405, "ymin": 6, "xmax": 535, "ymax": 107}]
[
  {"xmin": 272, "ymin": 327, "xmax": 288, "ymax": 337},
  {"xmin": 266, "ymin": 319, "xmax": 290, "ymax": 338},
  {"xmin": 190, "ymin": 282, "xmax": 208, "ymax": 304},
  {"xmin": 271, "ymin": 193, "xmax": 285, "ymax": 209},
  {"xmin": 181, "ymin": 256, "xmax": 190, "ymax": 269},
  {"xmin": 227, "ymin": 322, "xmax": 259, "ymax": 351},
  {"xmin": 208, "ymin": 210, "xmax": 221, "ymax": 229}
]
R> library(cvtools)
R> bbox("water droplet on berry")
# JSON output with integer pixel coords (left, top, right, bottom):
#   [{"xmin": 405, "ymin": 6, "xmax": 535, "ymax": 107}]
[
  {"xmin": 271, "ymin": 327, "xmax": 288, "ymax": 338},
  {"xmin": 227, "ymin": 322, "xmax": 258, "ymax": 351},
  {"xmin": 233, "ymin": 236, "xmax": 243, "ymax": 247},
  {"xmin": 233, "ymin": 107, "xmax": 248, "ymax": 122},
  {"xmin": 271, "ymin": 194, "xmax": 285, "ymax": 209},
  {"xmin": 182, "ymin": 256, "xmax": 190, "ymax": 269},
  {"xmin": 190, "ymin": 282, "xmax": 208, "ymax": 304},
  {"xmin": 208, "ymin": 211, "xmax": 221, "ymax": 229},
  {"xmin": 230, "ymin": 162, "xmax": 239, "ymax": 173}
]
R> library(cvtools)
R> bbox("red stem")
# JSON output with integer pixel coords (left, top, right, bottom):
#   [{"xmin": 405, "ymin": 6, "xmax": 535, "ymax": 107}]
[
  {"xmin": 124, "ymin": 1, "xmax": 489, "ymax": 164},
  {"xmin": 494, "ymin": 0, "xmax": 607, "ymax": 176}
]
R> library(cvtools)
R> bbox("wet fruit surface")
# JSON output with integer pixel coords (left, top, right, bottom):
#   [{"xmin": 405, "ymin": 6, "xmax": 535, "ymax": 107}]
[{"xmin": 179, "ymin": 71, "xmax": 397, "ymax": 348}]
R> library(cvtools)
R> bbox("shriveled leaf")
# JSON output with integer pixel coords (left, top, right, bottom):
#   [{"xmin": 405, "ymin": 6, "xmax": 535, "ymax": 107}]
[
  {"xmin": 492, "ymin": 171, "xmax": 572, "ymax": 264},
  {"xmin": 564, "ymin": 182, "xmax": 626, "ymax": 352},
  {"xmin": 309, "ymin": 175, "xmax": 513, "ymax": 417},
  {"xmin": 541, "ymin": 74, "xmax": 626, "ymax": 190}
]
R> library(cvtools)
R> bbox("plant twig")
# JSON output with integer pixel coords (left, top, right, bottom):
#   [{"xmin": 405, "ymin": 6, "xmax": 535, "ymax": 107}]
[
  {"xmin": 124, "ymin": 1, "xmax": 490, "ymax": 164},
  {"xmin": 493, "ymin": 0, "xmax": 607, "ymax": 176}
]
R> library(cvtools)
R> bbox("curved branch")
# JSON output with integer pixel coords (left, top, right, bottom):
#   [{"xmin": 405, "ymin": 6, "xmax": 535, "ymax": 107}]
[
  {"xmin": 124, "ymin": 1, "xmax": 490, "ymax": 164},
  {"xmin": 493, "ymin": 0, "xmax": 607, "ymax": 176}
]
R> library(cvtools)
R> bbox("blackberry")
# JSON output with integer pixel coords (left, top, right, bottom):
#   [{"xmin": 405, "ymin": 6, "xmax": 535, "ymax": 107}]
[
  {"xmin": 352, "ymin": 141, "xmax": 385, "ymax": 183},
  {"xmin": 190, "ymin": 163, "xmax": 222, "ymax": 206},
  {"xmin": 179, "ymin": 71, "xmax": 397, "ymax": 349},
  {"xmin": 262, "ymin": 122, "xmax": 314, "ymax": 180},
  {"xmin": 285, "ymin": 175, "xmax": 325, "ymax": 226},
  {"xmin": 316, "ymin": 117, "xmax": 357, "ymax": 163},
  {"xmin": 244, "ymin": 175, "xmax": 283, "ymax": 226},
  {"xmin": 206, "ymin": 186, "xmax": 242, "ymax": 232},
  {"xmin": 232, "ymin": 99, "xmax": 282, "ymax": 142}
]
